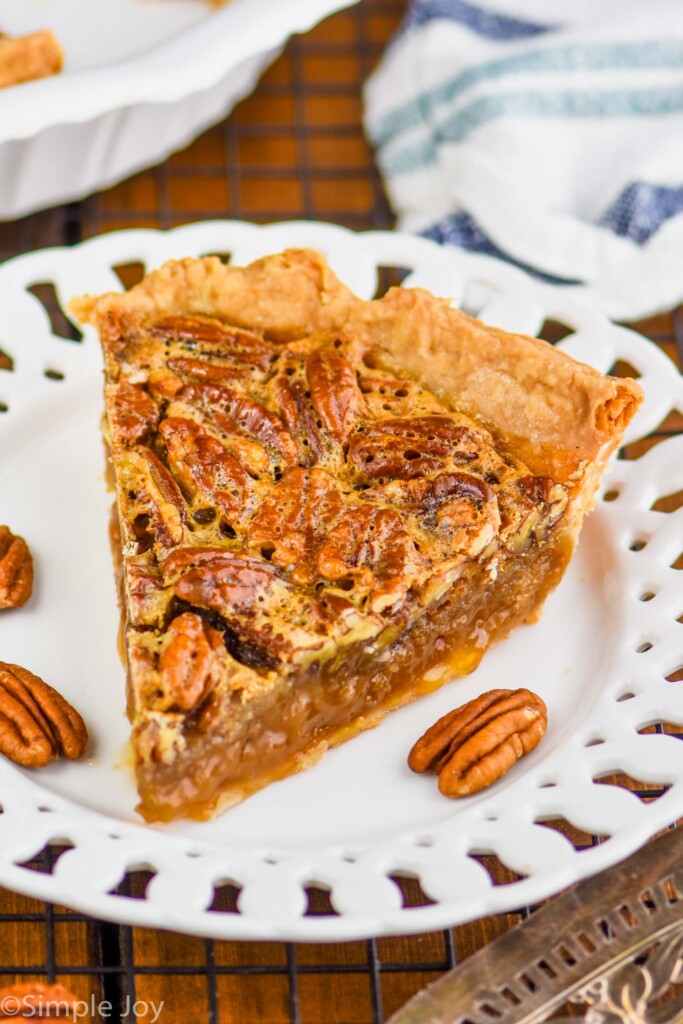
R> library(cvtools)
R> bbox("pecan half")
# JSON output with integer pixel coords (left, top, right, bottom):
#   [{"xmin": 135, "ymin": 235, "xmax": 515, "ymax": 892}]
[
  {"xmin": 348, "ymin": 433, "xmax": 442, "ymax": 481},
  {"xmin": 0, "ymin": 526, "xmax": 33, "ymax": 610},
  {"xmin": 0, "ymin": 981, "xmax": 79, "ymax": 1019},
  {"xmin": 160, "ymin": 416, "xmax": 252, "ymax": 520},
  {"xmin": 375, "ymin": 416, "xmax": 480, "ymax": 445},
  {"xmin": 274, "ymin": 371, "xmax": 325, "ymax": 464},
  {"xmin": 408, "ymin": 688, "xmax": 546, "ymax": 797},
  {"xmin": 119, "ymin": 446, "xmax": 188, "ymax": 549},
  {"xmin": 381, "ymin": 472, "xmax": 501, "ymax": 561},
  {"xmin": 306, "ymin": 348, "xmax": 364, "ymax": 442},
  {"xmin": 158, "ymin": 612, "xmax": 224, "ymax": 711},
  {"xmin": 166, "ymin": 357, "xmax": 247, "ymax": 387},
  {"xmin": 167, "ymin": 548, "xmax": 278, "ymax": 614},
  {"xmin": 248, "ymin": 467, "xmax": 343, "ymax": 584},
  {"xmin": 348, "ymin": 416, "xmax": 480, "ymax": 482},
  {"xmin": 150, "ymin": 313, "xmax": 273, "ymax": 371},
  {"xmin": 317, "ymin": 504, "xmax": 426, "ymax": 613},
  {"xmin": 107, "ymin": 379, "xmax": 159, "ymax": 445},
  {"xmin": 0, "ymin": 663, "xmax": 88, "ymax": 768},
  {"xmin": 179, "ymin": 383, "xmax": 298, "ymax": 469},
  {"xmin": 516, "ymin": 475, "xmax": 555, "ymax": 504}
]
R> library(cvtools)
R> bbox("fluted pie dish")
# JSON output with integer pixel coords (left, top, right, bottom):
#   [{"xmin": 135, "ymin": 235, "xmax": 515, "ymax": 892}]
[
  {"xmin": 71, "ymin": 249, "xmax": 642, "ymax": 823},
  {"xmin": 0, "ymin": 0, "xmax": 359, "ymax": 218}
]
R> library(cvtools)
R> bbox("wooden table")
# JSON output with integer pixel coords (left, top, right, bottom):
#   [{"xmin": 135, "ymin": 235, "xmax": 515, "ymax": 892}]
[{"xmin": 0, "ymin": 2, "xmax": 680, "ymax": 1021}]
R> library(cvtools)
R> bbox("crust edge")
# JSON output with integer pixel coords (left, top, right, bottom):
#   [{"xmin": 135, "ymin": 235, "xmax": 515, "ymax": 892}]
[{"xmin": 70, "ymin": 248, "xmax": 642, "ymax": 498}]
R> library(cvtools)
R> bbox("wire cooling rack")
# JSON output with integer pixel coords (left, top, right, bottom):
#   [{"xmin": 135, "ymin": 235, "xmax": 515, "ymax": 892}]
[{"xmin": 0, "ymin": 1, "xmax": 681, "ymax": 1022}]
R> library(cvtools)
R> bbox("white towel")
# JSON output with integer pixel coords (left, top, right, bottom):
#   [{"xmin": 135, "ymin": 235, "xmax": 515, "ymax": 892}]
[{"xmin": 364, "ymin": 0, "xmax": 683, "ymax": 320}]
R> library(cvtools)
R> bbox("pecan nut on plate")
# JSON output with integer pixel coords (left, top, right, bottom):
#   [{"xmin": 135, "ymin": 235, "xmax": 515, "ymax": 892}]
[
  {"xmin": 0, "ymin": 526, "xmax": 33, "ymax": 610},
  {"xmin": 0, "ymin": 663, "xmax": 88, "ymax": 769},
  {"xmin": 408, "ymin": 688, "xmax": 547, "ymax": 797}
]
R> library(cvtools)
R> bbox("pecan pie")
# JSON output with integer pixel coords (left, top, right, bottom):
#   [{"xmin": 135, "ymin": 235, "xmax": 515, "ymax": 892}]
[{"xmin": 71, "ymin": 250, "xmax": 642, "ymax": 822}]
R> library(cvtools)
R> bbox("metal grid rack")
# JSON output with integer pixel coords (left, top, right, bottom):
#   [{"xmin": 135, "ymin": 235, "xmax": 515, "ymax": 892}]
[{"xmin": 0, "ymin": 1, "xmax": 681, "ymax": 1021}]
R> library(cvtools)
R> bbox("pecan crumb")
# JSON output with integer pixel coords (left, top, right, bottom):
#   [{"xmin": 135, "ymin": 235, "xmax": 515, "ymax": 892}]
[
  {"xmin": 0, "ymin": 526, "xmax": 33, "ymax": 610},
  {"xmin": 0, "ymin": 663, "xmax": 88, "ymax": 769},
  {"xmin": 408, "ymin": 688, "xmax": 547, "ymax": 797}
]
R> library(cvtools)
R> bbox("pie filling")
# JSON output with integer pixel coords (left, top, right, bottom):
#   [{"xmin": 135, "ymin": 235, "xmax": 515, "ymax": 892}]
[
  {"xmin": 71, "ymin": 250, "xmax": 642, "ymax": 822},
  {"xmin": 135, "ymin": 533, "xmax": 572, "ymax": 822}
]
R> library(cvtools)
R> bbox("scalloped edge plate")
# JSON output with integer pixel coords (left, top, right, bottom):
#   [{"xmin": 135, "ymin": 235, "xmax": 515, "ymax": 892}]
[{"xmin": 0, "ymin": 221, "xmax": 681, "ymax": 941}]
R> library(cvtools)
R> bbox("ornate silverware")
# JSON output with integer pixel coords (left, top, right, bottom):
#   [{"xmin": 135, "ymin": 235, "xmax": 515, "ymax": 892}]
[{"xmin": 388, "ymin": 826, "xmax": 683, "ymax": 1023}]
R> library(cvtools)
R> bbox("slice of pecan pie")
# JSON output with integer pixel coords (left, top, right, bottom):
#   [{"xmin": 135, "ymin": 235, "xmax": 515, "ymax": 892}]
[{"xmin": 72, "ymin": 250, "xmax": 642, "ymax": 822}]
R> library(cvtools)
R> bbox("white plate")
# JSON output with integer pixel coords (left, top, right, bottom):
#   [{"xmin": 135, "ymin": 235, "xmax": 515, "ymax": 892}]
[
  {"xmin": 0, "ymin": 0, "xmax": 359, "ymax": 218},
  {"xmin": 0, "ymin": 221, "xmax": 681, "ymax": 941}
]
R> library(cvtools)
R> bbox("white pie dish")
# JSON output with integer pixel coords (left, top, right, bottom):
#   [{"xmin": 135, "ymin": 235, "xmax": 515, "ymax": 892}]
[
  {"xmin": 0, "ymin": 221, "xmax": 681, "ymax": 941},
  {"xmin": 0, "ymin": 0, "xmax": 359, "ymax": 219}
]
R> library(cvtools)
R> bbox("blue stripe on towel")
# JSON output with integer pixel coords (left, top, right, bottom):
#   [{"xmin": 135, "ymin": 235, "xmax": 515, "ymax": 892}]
[
  {"xmin": 600, "ymin": 180, "xmax": 683, "ymax": 243},
  {"xmin": 423, "ymin": 212, "xmax": 579, "ymax": 283},
  {"xmin": 371, "ymin": 40, "xmax": 683, "ymax": 147},
  {"xmin": 402, "ymin": 0, "xmax": 552, "ymax": 40},
  {"xmin": 385, "ymin": 85, "xmax": 683, "ymax": 175}
]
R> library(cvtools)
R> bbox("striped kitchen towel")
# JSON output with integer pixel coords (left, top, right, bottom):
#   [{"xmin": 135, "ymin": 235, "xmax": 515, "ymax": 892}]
[{"xmin": 364, "ymin": 0, "xmax": 683, "ymax": 319}]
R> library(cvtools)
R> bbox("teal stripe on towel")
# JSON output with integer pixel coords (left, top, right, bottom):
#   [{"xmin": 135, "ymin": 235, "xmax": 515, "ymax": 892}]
[
  {"xmin": 383, "ymin": 85, "xmax": 683, "ymax": 175},
  {"xmin": 371, "ymin": 40, "xmax": 683, "ymax": 147}
]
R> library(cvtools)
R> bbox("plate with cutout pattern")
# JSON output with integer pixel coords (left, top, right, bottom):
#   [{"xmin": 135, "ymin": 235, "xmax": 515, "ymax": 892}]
[{"xmin": 0, "ymin": 221, "xmax": 681, "ymax": 941}]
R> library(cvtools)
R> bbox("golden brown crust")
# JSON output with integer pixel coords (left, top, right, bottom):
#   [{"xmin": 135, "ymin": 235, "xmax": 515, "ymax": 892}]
[
  {"xmin": 343, "ymin": 287, "xmax": 642, "ymax": 488},
  {"xmin": 71, "ymin": 251, "xmax": 356, "ymax": 348},
  {"xmin": 0, "ymin": 30, "xmax": 63, "ymax": 89}
]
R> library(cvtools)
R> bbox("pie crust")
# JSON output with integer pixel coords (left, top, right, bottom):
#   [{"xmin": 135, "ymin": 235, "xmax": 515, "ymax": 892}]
[
  {"xmin": 72, "ymin": 250, "xmax": 642, "ymax": 822},
  {"xmin": 0, "ymin": 31, "xmax": 63, "ymax": 90}
]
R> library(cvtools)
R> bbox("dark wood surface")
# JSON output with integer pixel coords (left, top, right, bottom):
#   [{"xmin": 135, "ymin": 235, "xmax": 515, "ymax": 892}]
[{"xmin": 0, "ymin": 2, "xmax": 680, "ymax": 1021}]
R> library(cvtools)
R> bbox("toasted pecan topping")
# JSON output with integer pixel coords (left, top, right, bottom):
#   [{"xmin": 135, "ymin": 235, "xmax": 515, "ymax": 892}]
[
  {"xmin": 249, "ymin": 467, "xmax": 343, "ymax": 584},
  {"xmin": 119, "ymin": 447, "xmax": 188, "ymax": 549},
  {"xmin": 348, "ymin": 432, "xmax": 444, "ymax": 480},
  {"xmin": 160, "ymin": 417, "xmax": 252, "ymax": 522},
  {"xmin": 348, "ymin": 415, "xmax": 482, "ymax": 482},
  {"xmin": 179, "ymin": 383, "xmax": 298, "ymax": 469},
  {"xmin": 167, "ymin": 357, "xmax": 248, "ymax": 386},
  {"xmin": 158, "ymin": 612, "xmax": 224, "ymax": 711},
  {"xmin": 318, "ymin": 505, "xmax": 426, "ymax": 613},
  {"xmin": 375, "ymin": 415, "xmax": 480, "ymax": 443},
  {"xmin": 0, "ymin": 526, "xmax": 33, "ymax": 610},
  {"xmin": 306, "ymin": 348, "xmax": 365, "ymax": 442},
  {"xmin": 170, "ymin": 549, "xmax": 279, "ymax": 614},
  {"xmin": 108, "ymin": 380, "xmax": 159, "ymax": 445},
  {"xmin": 274, "ymin": 370, "xmax": 325, "ymax": 464},
  {"xmin": 516, "ymin": 474, "xmax": 555, "ymax": 503},
  {"xmin": 498, "ymin": 474, "xmax": 568, "ymax": 553},
  {"xmin": 150, "ymin": 314, "xmax": 273, "ymax": 370},
  {"xmin": 167, "ymin": 548, "xmax": 340, "ymax": 667},
  {"xmin": 377, "ymin": 472, "xmax": 501, "ymax": 564},
  {"xmin": 98, "ymin": 302, "xmax": 570, "ymax": 686}
]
